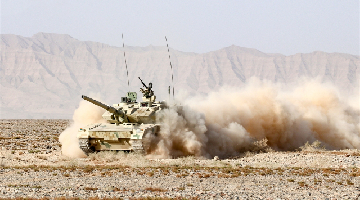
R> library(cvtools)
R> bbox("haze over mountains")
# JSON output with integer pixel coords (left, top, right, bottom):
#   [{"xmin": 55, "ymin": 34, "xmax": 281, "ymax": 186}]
[{"xmin": 1, "ymin": 33, "xmax": 359, "ymax": 119}]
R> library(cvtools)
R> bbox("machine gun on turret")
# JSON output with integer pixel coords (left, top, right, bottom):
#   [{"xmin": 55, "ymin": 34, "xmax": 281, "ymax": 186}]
[
  {"xmin": 82, "ymin": 95, "xmax": 128, "ymax": 124},
  {"xmin": 138, "ymin": 77, "xmax": 154, "ymax": 99},
  {"xmin": 138, "ymin": 77, "xmax": 148, "ymax": 89}
]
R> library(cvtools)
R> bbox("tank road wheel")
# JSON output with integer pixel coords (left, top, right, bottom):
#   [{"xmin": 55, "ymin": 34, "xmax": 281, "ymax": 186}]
[
  {"xmin": 79, "ymin": 138, "xmax": 95, "ymax": 155},
  {"xmin": 130, "ymin": 139, "xmax": 145, "ymax": 154}
]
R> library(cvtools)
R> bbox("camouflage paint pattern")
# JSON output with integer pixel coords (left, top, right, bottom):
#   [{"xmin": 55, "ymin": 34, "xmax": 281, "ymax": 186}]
[{"xmin": 77, "ymin": 78, "xmax": 166, "ymax": 154}]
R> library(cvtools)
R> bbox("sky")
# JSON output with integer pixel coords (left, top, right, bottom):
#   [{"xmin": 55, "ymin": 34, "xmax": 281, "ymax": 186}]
[{"xmin": 1, "ymin": 0, "xmax": 359, "ymax": 55}]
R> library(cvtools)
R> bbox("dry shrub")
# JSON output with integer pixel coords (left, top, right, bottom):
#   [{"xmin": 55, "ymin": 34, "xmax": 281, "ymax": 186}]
[
  {"xmin": 178, "ymin": 156, "xmax": 197, "ymax": 166},
  {"xmin": 298, "ymin": 181, "xmax": 308, "ymax": 187},
  {"xmin": 144, "ymin": 187, "xmax": 167, "ymax": 192},
  {"xmin": 346, "ymin": 179, "xmax": 354, "ymax": 185},
  {"xmin": 244, "ymin": 151, "xmax": 255, "ymax": 158},
  {"xmin": 130, "ymin": 197, "xmax": 199, "ymax": 200},
  {"xmin": 59, "ymin": 155, "xmax": 75, "ymax": 161},
  {"xmin": 238, "ymin": 138, "xmax": 273, "ymax": 158},
  {"xmin": 88, "ymin": 151, "xmax": 124, "ymax": 162},
  {"xmin": 176, "ymin": 173, "xmax": 189, "ymax": 178},
  {"xmin": 146, "ymin": 171, "xmax": 154, "ymax": 177},
  {"xmin": 112, "ymin": 187, "xmax": 128, "ymax": 192},
  {"xmin": 299, "ymin": 140, "xmax": 325, "ymax": 152},
  {"xmin": 84, "ymin": 187, "xmax": 98, "ymax": 191},
  {"xmin": 251, "ymin": 138, "xmax": 273, "ymax": 153},
  {"xmin": 123, "ymin": 152, "xmax": 153, "ymax": 167},
  {"xmin": 86, "ymin": 151, "xmax": 153, "ymax": 168},
  {"xmin": 36, "ymin": 155, "xmax": 48, "ymax": 160},
  {"xmin": 64, "ymin": 159, "xmax": 81, "ymax": 168},
  {"xmin": 217, "ymin": 173, "xmax": 230, "ymax": 178},
  {"xmin": 164, "ymin": 156, "xmax": 198, "ymax": 167},
  {"xmin": 83, "ymin": 165, "xmax": 95, "ymax": 173}
]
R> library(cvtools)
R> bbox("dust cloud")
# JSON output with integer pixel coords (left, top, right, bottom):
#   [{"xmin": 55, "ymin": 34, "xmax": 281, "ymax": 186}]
[
  {"xmin": 59, "ymin": 100, "xmax": 106, "ymax": 158},
  {"xmin": 59, "ymin": 78, "xmax": 359, "ymax": 159},
  {"xmin": 146, "ymin": 78, "xmax": 360, "ymax": 159}
]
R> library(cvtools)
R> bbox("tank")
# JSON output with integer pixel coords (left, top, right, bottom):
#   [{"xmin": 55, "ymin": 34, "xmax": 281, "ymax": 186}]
[{"xmin": 77, "ymin": 77, "xmax": 165, "ymax": 155}]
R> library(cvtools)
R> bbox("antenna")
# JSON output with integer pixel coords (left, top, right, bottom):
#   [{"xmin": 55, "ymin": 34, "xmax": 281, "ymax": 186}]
[
  {"xmin": 165, "ymin": 36, "xmax": 174, "ymax": 100},
  {"xmin": 122, "ymin": 33, "xmax": 130, "ymax": 92},
  {"xmin": 168, "ymin": 85, "xmax": 171, "ymax": 103}
]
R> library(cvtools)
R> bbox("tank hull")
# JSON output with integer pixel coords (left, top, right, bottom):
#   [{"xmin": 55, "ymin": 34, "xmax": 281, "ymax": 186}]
[{"xmin": 77, "ymin": 123, "xmax": 159, "ymax": 155}]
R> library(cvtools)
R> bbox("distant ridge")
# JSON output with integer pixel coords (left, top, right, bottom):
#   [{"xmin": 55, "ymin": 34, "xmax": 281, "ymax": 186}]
[{"xmin": 1, "ymin": 33, "xmax": 359, "ymax": 118}]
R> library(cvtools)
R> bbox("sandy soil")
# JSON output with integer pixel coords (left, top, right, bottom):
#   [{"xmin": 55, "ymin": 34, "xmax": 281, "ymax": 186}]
[{"xmin": 0, "ymin": 119, "xmax": 359, "ymax": 199}]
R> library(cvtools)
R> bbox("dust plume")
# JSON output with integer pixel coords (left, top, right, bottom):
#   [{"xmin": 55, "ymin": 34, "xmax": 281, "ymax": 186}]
[
  {"xmin": 59, "ymin": 78, "xmax": 359, "ymax": 159},
  {"xmin": 146, "ymin": 78, "xmax": 360, "ymax": 159},
  {"xmin": 59, "ymin": 100, "xmax": 106, "ymax": 158}
]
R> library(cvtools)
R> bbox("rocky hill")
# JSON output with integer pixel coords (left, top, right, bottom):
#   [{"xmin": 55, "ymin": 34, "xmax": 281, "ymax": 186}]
[{"xmin": 1, "ymin": 33, "xmax": 359, "ymax": 118}]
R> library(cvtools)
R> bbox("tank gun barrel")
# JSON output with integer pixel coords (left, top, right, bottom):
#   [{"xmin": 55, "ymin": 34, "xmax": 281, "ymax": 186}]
[{"xmin": 82, "ymin": 95, "xmax": 118, "ymax": 114}]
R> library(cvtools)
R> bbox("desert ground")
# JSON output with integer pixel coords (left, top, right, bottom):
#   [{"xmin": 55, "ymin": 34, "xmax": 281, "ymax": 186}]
[{"xmin": 0, "ymin": 119, "xmax": 359, "ymax": 199}]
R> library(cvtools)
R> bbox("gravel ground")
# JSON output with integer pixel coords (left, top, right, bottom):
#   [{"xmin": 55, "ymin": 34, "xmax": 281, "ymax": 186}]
[{"xmin": 0, "ymin": 119, "xmax": 359, "ymax": 199}]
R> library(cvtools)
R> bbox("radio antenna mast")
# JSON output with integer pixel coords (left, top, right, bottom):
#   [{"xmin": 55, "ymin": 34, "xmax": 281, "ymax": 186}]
[
  {"xmin": 122, "ymin": 33, "xmax": 130, "ymax": 92},
  {"xmin": 165, "ymin": 36, "xmax": 174, "ymax": 100}
]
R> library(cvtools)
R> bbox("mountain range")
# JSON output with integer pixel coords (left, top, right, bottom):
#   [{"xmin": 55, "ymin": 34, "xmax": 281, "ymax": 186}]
[{"xmin": 1, "ymin": 33, "xmax": 359, "ymax": 118}]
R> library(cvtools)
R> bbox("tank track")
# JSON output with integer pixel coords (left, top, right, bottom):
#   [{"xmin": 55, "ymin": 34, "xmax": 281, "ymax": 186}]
[
  {"xmin": 131, "ymin": 139, "xmax": 145, "ymax": 154},
  {"xmin": 79, "ymin": 138, "xmax": 95, "ymax": 155}
]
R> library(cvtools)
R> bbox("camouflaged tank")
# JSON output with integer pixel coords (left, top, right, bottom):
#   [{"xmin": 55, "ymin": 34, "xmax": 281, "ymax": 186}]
[{"xmin": 77, "ymin": 77, "xmax": 165, "ymax": 155}]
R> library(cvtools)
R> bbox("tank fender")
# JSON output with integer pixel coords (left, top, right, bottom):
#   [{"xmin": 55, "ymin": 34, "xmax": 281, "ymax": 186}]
[{"xmin": 131, "ymin": 125, "xmax": 159, "ymax": 139}]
